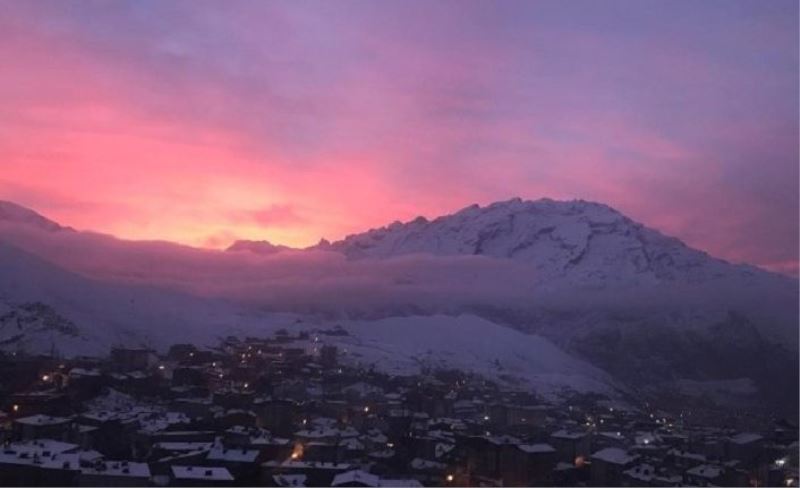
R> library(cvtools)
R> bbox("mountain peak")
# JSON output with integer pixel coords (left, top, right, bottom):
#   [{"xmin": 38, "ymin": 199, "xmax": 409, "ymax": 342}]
[
  {"xmin": 320, "ymin": 197, "xmax": 747, "ymax": 285},
  {"xmin": 0, "ymin": 200, "xmax": 70, "ymax": 232}
]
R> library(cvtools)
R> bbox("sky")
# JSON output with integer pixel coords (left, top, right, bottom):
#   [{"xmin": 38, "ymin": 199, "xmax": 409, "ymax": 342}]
[{"xmin": 0, "ymin": 0, "xmax": 797, "ymax": 275}]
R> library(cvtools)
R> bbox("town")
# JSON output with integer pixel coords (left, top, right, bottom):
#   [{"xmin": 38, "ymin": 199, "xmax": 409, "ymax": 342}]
[{"xmin": 0, "ymin": 327, "xmax": 796, "ymax": 487}]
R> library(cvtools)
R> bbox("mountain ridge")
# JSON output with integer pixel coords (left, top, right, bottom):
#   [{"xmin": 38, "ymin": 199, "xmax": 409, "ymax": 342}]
[
  {"xmin": 315, "ymin": 197, "xmax": 777, "ymax": 287},
  {"xmin": 0, "ymin": 200, "xmax": 72, "ymax": 232},
  {"xmin": 3, "ymin": 197, "xmax": 793, "ymax": 283}
]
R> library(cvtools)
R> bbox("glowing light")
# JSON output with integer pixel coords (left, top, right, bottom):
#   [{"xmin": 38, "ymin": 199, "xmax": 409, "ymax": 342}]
[
  {"xmin": 446, "ymin": 475, "xmax": 454, "ymax": 482},
  {"xmin": 290, "ymin": 443, "xmax": 304, "ymax": 461},
  {"xmin": 363, "ymin": 406, "xmax": 370, "ymax": 413},
  {"xmin": 776, "ymin": 458, "xmax": 786, "ymax": 467},
  {"xmin": 483, "ymin": 415, "xmax": 490, "ymax": 421},
  {"xmin": 41, "ymin": 375, "xmax": 50, "ymax": 381},
  {"xmin": 12, "ymin": 404, "xmax": 19, "ymax": 412},
  {"xmin": 158, "ymin": 365, "xmax": 165, "ymax": 370}
]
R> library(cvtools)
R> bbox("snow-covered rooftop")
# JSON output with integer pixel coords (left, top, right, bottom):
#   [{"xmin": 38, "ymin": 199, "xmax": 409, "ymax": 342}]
[
  {"xmin": 171, "ymin": 465, "xmax": 234, "ymax": 481},
  {"xmin": 592, "ymin": 447, "xmax": 637, "ymax": 465}
]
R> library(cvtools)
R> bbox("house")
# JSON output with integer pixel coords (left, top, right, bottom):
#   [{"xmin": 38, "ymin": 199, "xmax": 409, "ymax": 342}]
[
  {"xmin": 205, "ymin": 443, "xmax": 262, "ymax": 482},
  {"xmin": 78, "ymin": 460, "xmax": 150, "ymax": 487},
  {"xmin": 0, "ymin": 443, "xmax": 81, "ymax": 486},
  {"xmin": 171, "ymin": 465, "xmax": 234, "ymax": 487},
  {"xmin": 332, "ymin": 469, "xmax": 380, "ymax": 487},
  {"xmin": 590, "ymin": 447, "xmax": 638, "ymax": 486},
  {"xmin": 501, "ymin": 443, "xmax": 557, "ymax": 486},
  {"xmin": 685, "ymin": 464, "xmax": 724, "ymax": 486},
  {"xmin": 261, "ymin": 460, "xmax": 352, "ymax": 487},
  {"xmin": 550, "ymin": 430, "xmax": 590, "ymax": 463},
  {"xmin": 13, "ymin": 414, "xmax": 73, "ymax": 441},
  {"xmin": 110, "ymin": 348, "xmax": 158, "ymax": 372},
  {"xmin": 726, "ymin": 433, "xmax": 764, "ymax": 464}
]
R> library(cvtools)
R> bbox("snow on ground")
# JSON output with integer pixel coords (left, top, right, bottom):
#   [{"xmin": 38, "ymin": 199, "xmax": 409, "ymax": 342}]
[{"xmin": 310, "ymin": 315, "xmax": 618, "ymax": 399}]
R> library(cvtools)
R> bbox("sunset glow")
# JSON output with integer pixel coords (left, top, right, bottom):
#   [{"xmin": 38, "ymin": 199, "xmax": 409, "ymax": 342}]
[{"xmin": 0, "ymin": 0, "xmax": 797, "ymax": 274}]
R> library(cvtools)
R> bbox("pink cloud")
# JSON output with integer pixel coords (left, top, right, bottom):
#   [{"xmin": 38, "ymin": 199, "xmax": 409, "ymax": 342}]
[{"xmin": 0, "ymin": 1, "xmax": 795, "ymax": 274}]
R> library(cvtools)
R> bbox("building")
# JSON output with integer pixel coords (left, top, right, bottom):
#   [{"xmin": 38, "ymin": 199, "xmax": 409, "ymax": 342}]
[{"xmin": 590, "ymin": 447, "xmax": 638, "ymax": 486}]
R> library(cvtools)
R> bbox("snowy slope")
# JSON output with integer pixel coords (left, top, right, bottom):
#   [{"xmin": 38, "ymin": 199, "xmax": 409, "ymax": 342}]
[
  {"xmin": 0, "ymin": 242, "xmax": 616, "ymax": 397},
  {"xmin": 320, "ymin": 198, "xmax": 773, "ymax": 287},
  {"xmin": 326, "ymin": 315, "xmax": 618, "ymax": 398},
  {"xmin": 0, "ymin": 242, "xmax": 283, "ymax": 356}
]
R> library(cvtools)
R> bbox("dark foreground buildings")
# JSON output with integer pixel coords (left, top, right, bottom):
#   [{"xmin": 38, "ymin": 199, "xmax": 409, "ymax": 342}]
[{"xmin": 0, "ymin": 329, "xmax": 796, "ymax": 487}]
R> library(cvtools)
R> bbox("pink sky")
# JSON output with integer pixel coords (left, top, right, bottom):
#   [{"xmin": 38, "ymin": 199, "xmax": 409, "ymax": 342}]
[{"xmin": 0, "ymin": 0, "xmax": 797, "ymax": 275}]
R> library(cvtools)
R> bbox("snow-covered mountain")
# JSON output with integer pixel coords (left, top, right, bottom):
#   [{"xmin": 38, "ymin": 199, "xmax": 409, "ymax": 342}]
[
  {"xmin": 314, "ymin": 198, "xmax": 799, "ymax": 413},
  {"xmin": 320, "ymin": 198, "xmax": 770, "ymax": 286},
  {"xmin": 0, "ymin": 241, "xmax": 275, "ymax": 356}
]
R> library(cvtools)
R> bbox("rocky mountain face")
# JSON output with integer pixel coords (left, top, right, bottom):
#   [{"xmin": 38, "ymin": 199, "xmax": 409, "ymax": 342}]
[{"xmin": 320, "ymin": 198, "xmax": 764, "ymax": 286}]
